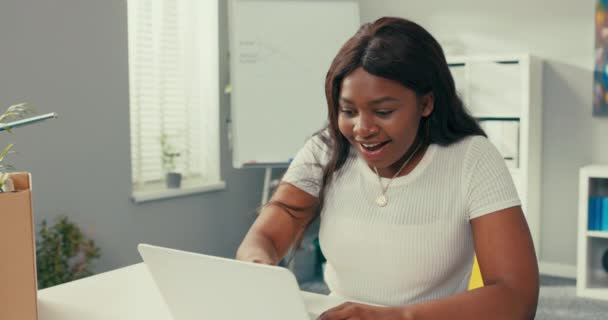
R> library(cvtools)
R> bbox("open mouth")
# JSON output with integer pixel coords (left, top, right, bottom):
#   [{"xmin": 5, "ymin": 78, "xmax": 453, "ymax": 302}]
[{"xmin": 360, "ymin": 140, "xmax": 390, "ymax": 152}]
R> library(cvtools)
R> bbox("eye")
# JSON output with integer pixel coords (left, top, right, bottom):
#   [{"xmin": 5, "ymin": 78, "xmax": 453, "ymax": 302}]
[
  {"xmin": 339, "ymin": 108, "xmax": 355, "ymax": 116},
  {"xmin": 375, "ymin": 110, "xmax": 393, "ymax": 116}
]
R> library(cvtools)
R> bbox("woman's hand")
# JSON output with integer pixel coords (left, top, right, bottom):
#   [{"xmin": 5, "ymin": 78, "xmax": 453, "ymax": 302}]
[
  {"xmin": 318, "ymin": 302, "xmax": 412, "ymax": 320},
  {"xmin": 249, "ymin": 257, "xmax": 273, "ymax": 265}
]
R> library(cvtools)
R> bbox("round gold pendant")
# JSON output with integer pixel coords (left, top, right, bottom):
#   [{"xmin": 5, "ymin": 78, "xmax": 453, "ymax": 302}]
[{"xmin": 376, "ymin": 195, "xmax": 388, "ymax": 207}]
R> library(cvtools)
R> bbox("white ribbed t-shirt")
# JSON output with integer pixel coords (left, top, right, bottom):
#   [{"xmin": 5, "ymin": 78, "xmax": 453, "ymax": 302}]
[{"xmin": 282, "ymin": 134, "xmax": 521, "ymax": 306}]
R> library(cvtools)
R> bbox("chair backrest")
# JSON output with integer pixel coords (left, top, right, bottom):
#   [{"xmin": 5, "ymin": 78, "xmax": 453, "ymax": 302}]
[{"xmin": 468, "ymin": 256, "xmax": 484, "ymax": 290}]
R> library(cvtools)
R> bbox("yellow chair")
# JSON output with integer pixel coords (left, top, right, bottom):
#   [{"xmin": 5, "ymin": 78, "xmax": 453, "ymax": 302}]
[{"xmin": 468, "ymin": 256, "xmax": 484, "ymax": 290}]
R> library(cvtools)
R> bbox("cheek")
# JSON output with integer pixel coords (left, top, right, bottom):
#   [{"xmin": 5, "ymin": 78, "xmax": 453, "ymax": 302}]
[
  {"xmin": 337, "ymin": 115, "xmax": 352, "ymax": 137},
  {"xmin": 387, "ymin": 115, "xmax": 419, "ymax": 138}
]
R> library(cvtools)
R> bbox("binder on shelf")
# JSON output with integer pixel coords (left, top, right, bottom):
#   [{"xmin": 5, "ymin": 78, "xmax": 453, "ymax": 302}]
[
  {"xmin": 603, "ymin": 198, "xmax": 608, "ymax": 231},
  {"xmin": 589, "ymin": 197, "xmax": 605, "ymax": 231},
  {"xmin": 597, "ymin": 197, "xmax": 603, "ymax": 231},
  {"xmin": 589, "ymin": 197, "xmax": 595, "ymax": 230}
]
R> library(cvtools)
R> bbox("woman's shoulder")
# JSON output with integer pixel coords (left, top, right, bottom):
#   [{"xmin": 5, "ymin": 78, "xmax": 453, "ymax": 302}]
[
  {"xmin": 441, "ymin": 134, "xmax": 507, "ymax": 175},
  {"xmin": 291, "ymin": 128, "xmax": 333, "ymax": 166},
  {"xmin": 302, "ymin": 129, "xmax": 331, "ymax": 155},
  {"xmin": 437, "ymin": 134, "xmax": 493, "ymax": 155},
  {"xmin": 432, "ymin": 135, "xmax": 503, "ymax": 173}
]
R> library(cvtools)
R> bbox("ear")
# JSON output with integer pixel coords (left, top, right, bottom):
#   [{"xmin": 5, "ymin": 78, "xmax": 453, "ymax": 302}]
[{"xmin": 420, "ymin": 92, "xmax": 434, "ymax": 117}]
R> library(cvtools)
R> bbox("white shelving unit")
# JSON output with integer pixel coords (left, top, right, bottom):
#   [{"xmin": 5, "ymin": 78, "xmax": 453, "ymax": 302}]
[
  {"xmin": 447, "ymin": 54, "xmax": 543, "ymax": 253},
  {"xmin": 577, "ymin": 165, "xmax": 608, "ymax": 301}
]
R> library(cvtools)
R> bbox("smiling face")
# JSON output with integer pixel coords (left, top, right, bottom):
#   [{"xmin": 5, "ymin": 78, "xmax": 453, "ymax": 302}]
[{"xmin": 337, "ymin": 67, "xmax": 433, "ymax": 177}]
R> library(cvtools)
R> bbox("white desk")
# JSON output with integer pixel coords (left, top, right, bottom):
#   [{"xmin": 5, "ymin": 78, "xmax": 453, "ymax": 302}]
[{"xmin": 37, "ymin": 263, "xmax": 345, "ymax": 320}]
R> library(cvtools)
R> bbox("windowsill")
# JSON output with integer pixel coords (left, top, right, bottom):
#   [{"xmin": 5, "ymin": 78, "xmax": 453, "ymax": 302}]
[{"xmin": 131, "ymin": 179, "xmax": 226, "ymax": 204}]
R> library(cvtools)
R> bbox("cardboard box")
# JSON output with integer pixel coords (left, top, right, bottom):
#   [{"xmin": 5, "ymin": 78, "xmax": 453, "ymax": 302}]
[{"xmin": 0, "ymin": 172, "xmax": 37, "ymax": 320}]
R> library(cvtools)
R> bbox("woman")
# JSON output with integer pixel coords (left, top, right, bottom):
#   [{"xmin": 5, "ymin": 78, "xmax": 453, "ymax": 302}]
[{"xmin": 237, "ymin": 17, "xmax": 539, "ymax": 320}]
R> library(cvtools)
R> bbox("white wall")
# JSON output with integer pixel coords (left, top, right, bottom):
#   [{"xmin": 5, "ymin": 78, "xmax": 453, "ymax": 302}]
[
  {"xmin": 358, "ymin": 0, "xmax": 607, "ymax": 271},
  {"xmin": 360, "ymin": 0, "xmax": 594, "ymax": 68}
]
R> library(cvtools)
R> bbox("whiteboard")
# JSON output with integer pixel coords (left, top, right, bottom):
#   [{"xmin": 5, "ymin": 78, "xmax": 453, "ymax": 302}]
[{"xmin": 229, "ymin": 0, "xmax": 360, "ymax": 168}]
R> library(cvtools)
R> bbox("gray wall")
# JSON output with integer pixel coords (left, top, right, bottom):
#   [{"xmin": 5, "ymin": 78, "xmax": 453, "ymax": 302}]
[
  {"xmin": 0, "ymin": 0, "xmax": 264, "ymax": 272},
  {"xmin": 1, "ymin": 0, "xmax": 607, "ymax": 274}
]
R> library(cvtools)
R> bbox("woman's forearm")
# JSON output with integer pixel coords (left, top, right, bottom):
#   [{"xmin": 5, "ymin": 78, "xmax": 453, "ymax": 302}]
[
  {"xmin": 403, "ymin": 282, "xmax": 537, "ymax": 320},
  {"xmin": 235, "ymin": 231, "xmax": 281, "ymax": 265}
]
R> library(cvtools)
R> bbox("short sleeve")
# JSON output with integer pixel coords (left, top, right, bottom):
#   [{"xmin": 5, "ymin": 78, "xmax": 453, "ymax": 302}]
[
  {"xmin": 462, "ymin": 136, "xmax": 521, "ymax": 220},
  {"xmin": 281, "ymin": 132, "xmax": 331, "ymax": 198}
]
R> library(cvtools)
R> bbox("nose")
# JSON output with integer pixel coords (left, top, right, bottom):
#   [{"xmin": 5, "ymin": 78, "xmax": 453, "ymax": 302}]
[{"xmin": 353, "ymin": 113, "xmax": 378, "ymax": 138}]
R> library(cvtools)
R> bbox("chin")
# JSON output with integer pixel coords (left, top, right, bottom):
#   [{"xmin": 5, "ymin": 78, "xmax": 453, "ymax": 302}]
[{"xmin": 361, "ymin": 156, "xmax": 391, "ymax": 169}]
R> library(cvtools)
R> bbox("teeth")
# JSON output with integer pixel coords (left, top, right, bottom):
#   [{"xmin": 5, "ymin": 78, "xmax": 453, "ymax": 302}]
[{"xmin": 362, "ymin": 142, "xmax": 382, "ymax": 148}]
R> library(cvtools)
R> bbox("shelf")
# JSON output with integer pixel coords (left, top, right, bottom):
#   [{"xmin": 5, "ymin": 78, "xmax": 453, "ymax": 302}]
[
  {"xmin": 446, "ymin": 53, "xmax": 529, "ymax": 65},
  {"xmin": 585, "ymin": 266, "xmax": 608, "ymax": 296},
  {"xmin": 448, "ymin": 54, "xmax": 542, "ymax": 253},
  {"xmin": 587, "ymin": 231, "xmax": 608, "ymax": 239},
  {"xmin": 581, "ymin": 165, "xmax": 608, "ymax": 179},
  {"xmin": 578, "ymin": 288, "xmax": 608, "ymax": 300},
  {"xmin": 474, "ymin": 115, "xmax": 521, "ymax": 121},
  {"xmin": 587, "ymin": 276, "xmax": 608, "ymax": 289},
  {"xmin": 578, "ymin": 171, "xmax": 608, "ymax": 301}
]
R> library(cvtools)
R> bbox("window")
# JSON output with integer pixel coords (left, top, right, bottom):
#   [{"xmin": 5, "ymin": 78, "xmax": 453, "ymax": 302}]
[{"xmin": 127, "ymin": 0, "xmax": 224, "ymax": 202}]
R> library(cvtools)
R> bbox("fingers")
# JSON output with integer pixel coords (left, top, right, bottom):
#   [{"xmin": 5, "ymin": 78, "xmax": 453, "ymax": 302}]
[
  {"xmin": 250, "ymin": 257, "xmax": 273, "ymax": 265},
  {"xmin": 318, "ymin": 302, "xmax": 362, "ymax": 320}
]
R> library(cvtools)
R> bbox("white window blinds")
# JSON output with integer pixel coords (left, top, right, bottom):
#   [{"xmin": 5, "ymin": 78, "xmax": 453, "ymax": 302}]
[{"xmin": 127, "ymin": 0, "xmax": 220, "ymax": 191}]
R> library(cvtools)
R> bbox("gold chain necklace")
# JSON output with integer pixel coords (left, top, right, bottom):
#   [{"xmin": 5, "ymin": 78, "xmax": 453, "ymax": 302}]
[{"xmin": 373, "ymin": 143, "xmax": 422, "ymax": 207}]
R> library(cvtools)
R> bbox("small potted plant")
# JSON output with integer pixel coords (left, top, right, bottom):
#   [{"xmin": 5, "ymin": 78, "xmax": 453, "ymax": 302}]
[
  {"xmin": 0, "ymin": 103, "xmax": 35, "ymax": 192},
  {"xmin": 0, "ymin": 103, "xmax": 60, "ymax": 317},
  {"xmin": 161, "ymin": 133, "xmax": 181, "ymax": 188}
]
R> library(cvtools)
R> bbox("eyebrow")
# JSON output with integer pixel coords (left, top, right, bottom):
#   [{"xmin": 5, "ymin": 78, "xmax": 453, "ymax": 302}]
[{"xmin": 339, "ymin": 96, "xmax": 399, "ymax": 106}]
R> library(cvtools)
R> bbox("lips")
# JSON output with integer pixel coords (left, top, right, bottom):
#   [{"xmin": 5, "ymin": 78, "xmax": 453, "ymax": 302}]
[
  {"xmin": 361, "ymin": 141, "xmax": 390, "ymax": 151},
  {"xmin": 357, "ymin": 140, "xmax": 391, "ymax": 160}
]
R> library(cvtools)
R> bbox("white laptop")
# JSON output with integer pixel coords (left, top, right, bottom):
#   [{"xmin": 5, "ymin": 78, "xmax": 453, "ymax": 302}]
[{"xmin": 138, "ymin": 243, "xmax": 320, "ymax": 320}]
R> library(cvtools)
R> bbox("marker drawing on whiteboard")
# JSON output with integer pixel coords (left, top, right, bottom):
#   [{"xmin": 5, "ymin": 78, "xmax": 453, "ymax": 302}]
[{"xmin": 239, "ymin": 39, "xmax": 258, "ymax": 64}]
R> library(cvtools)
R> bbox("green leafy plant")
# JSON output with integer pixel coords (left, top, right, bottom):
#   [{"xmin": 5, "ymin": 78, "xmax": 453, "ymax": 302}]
[
  {"xmin": 36, "ymin": 215, "xmax": 101, "ymax": 289},
  {"xmin": 0, "ymin": 103, "xmax": 34, "ymax": 192},
  {"xmin": 160, "ymin": 133, "xmax": 181, "ymax": 173},
  {"xmin": 0, "ymin": 103, "xmax": 33, "ymax": 132},
  {"xmin": 0, "ymin": 143, "xmax": 15, "ymax": 190}
]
